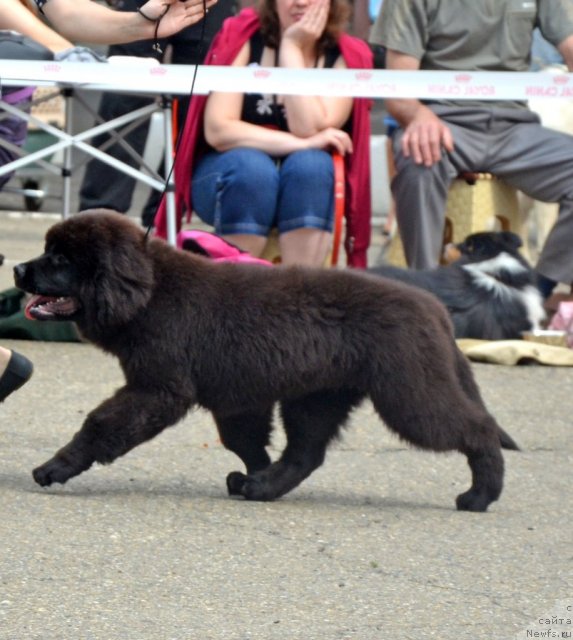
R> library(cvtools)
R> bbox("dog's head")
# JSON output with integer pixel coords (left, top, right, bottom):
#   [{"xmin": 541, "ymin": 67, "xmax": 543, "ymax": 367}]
[
  {"xmin": 14, "ymin": 209, "xmax": 154, "ymax": 329},
  {"xmin": 443, "ymin": 231, "xmax": 526, "ymax": 265}
]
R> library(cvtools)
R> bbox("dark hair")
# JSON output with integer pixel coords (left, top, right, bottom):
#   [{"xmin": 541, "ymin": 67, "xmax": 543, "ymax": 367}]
[{"xmin": 258, "ymin": 0, "xmax": 351, "ymax": 54}]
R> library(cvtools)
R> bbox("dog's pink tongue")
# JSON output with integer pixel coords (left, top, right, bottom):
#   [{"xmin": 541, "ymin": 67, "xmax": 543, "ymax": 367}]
[{"xmin": 24, "ymin": 294, "xmax": 52, "ymax": 320}]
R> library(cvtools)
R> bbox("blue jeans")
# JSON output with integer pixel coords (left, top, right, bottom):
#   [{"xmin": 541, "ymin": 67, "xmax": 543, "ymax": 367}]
[{"xmin": 191, "ymin": 148, "xmax": 335, "ymax": 235}]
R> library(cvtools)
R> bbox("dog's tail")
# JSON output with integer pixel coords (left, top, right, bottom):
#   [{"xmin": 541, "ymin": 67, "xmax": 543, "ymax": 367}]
[{"xmin": 499, "ymin": 427, "xmax": 520, "ymax": 451}]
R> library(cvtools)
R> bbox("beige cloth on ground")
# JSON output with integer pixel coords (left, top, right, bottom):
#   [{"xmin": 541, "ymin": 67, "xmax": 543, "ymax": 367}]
[{"xmin": 456, "ymin": 339, "xmax": 573, "ymax": 366}]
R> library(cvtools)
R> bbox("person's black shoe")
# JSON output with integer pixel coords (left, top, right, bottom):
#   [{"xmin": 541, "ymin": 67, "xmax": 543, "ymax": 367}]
[{"xmin": 0, "ymin": 350, "xmax": 33, "ymax": 402}]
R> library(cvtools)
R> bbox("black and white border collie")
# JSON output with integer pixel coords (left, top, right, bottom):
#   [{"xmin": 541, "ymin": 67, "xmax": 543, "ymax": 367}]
[{"xmin": 369, "ymin": 231, "xmax": 546, "ymax": 340}]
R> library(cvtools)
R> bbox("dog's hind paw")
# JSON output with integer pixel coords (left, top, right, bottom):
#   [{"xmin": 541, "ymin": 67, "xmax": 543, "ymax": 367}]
[
  {"xmin": 32, "ymin": 456, "xmax": 86, "ymax": 487},
  {"xmin": 455, "ymin": 488, "xmax": 494, "ymax": 512}
]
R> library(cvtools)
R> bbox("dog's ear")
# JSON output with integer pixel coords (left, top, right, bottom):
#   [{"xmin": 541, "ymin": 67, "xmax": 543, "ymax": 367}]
[
  {"xmin": 501, "ymin": 231, "xmax": 523, "ymax": 250},
  {"xmin": 83, "ymin": 234, "xmax": 154, "ymax": 328}
]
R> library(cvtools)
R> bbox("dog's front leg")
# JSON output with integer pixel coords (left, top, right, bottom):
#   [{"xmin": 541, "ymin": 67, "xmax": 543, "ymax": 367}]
[
  {"xmin": 213, "ymin": 408, "xmax": 274, "ymax": 478},
  {"xmin": 227, "ymin": 390, "xmax": 361, "ymax": 501},
  {"xmin": 33, "ymin": 386, "xmax": 192, "ymax": 487}
]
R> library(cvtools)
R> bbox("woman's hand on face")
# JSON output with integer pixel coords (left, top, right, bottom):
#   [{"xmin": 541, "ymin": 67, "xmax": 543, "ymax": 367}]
[
  {"xmin": 282, "ymin": 0, "xmax": 329, "ymax": 48},
  {"xmin": 304, "ymin": 127, "xmax": 353, "ymax": 155}
]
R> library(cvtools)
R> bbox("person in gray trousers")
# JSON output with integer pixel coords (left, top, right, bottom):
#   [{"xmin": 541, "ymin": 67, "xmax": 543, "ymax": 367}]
[{"xmin": 370, "ymin": 0, "xmax": 573, "ymax": 298}]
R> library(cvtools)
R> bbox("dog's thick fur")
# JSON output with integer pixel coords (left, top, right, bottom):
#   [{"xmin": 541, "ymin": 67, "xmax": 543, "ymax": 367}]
[
  {"xmin": 14, "ymin": 211, "xmax": 519, "ymax": 512},
  {"xmin": 369, "ymin": 231, "xmax": 546, "ymax": 340}
]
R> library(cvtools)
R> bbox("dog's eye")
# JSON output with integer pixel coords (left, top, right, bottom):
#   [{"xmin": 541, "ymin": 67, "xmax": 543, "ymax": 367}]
[{"xmin": 51, "ymin": 254, "xmax": 70, "ymax": 267}]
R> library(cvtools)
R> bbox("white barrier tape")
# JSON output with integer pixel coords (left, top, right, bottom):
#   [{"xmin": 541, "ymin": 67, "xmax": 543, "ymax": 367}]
[{"xmin": 1, "ymin": 60, "xmax": 573, "ymax": 100}]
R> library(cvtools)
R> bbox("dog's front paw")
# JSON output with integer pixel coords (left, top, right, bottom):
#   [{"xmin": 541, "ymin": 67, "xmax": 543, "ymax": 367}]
[
  {"xmin": 226, "ymin": 471, "xmax": 248, "ymax": 496},
  {"xmin": 33, "ymin": 456, "xmax": 83, "ymax": 487},
  {"xmin": 226, "ymin": 471, "xmax": 275, "ymax": 501}
]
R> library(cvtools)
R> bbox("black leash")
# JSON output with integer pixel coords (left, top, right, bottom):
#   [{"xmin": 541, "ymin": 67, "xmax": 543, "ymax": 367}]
[{"xmin": 144, "ymin": 0, "xmax": 209, "ymax": 241}]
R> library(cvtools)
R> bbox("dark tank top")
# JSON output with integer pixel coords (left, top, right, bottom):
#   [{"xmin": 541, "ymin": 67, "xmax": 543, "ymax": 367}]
[{"xmin": 241, "ymin": 31, "xmax": 341, "ymax": 131}]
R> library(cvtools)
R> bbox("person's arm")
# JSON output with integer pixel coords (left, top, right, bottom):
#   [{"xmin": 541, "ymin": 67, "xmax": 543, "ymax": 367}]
[
  {"xmin": 351, "ymin": 0, "xmax": 372, "ymax": 41},
  {"xmin": 0, "ymin": 0, "xmax": 73, "ymax": 52},
  {"xmin": 203, "ymin": 43, "xmax": 353, "ymax": 157},
  {"xmin": 384, "ymin": 48, "xmax": 454, "ymax": 166},
  {"xmin": 39, "ymin": 0, "xmax": 216, "ymax": 45},
  {"xmin": 557, "ymin": 34, "xmax": 573, "ymax": 70},
  {"xmin": 278, "ymin": 0, "xmax": 353, "ymax": 137}
]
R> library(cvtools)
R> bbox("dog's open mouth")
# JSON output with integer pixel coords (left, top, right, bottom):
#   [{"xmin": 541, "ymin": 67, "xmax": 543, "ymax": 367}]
[{"xmin": 25, "ymin": 294, "xmax": 80, "ymax": 321}]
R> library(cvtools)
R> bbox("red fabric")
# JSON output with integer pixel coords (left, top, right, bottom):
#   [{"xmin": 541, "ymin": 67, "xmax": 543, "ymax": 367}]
[{"xmin": 155, "ymin": 7, "xmax": 373, "ymax": 267}]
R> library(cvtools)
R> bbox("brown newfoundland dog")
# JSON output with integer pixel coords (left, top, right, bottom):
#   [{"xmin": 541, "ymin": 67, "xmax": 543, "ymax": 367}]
[{"xmin": 14, "ymin": 210, "xmax": 518, "ymax": 512}]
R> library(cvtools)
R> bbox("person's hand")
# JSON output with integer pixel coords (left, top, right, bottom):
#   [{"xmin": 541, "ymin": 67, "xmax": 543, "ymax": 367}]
[
  {"xmin": 304, "ymin": 127, "xmax": 353, "ymax": 155},
  {"xmin": 282, "ymin": 0, "xmax": 329, "ymax": 50},
  {"xmin": 401, "ymin": 106, "xmax": 454, "ymax": 166},
  {"xmin": 140, "ymin": 0, "xmax": 217, "ymax": 35}
]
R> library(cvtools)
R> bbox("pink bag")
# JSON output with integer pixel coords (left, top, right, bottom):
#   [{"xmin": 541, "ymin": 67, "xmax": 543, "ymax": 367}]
[
  {"xmin": 176, "ymin": 230, "xmax": 272, "ymax": 266},
  {"xmin": 548, "ymin": 301, "xmax": 573, "ymax": 348}
]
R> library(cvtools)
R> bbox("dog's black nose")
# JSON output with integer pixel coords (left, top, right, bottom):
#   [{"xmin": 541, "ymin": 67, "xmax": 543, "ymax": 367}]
[{"xmin": 13, "ymin": 263, "xmax": 26, "ymax": 283}]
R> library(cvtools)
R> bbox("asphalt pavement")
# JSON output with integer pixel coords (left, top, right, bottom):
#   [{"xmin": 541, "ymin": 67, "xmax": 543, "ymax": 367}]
[{"xmin": 0, "ymin": 211, "xmax": 571, "ymax": 640}]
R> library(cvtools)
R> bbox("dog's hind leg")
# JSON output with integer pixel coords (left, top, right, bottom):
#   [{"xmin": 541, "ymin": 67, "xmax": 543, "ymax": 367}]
[
  {"xmin": 369, "ymin": 360, "xmax": 504, "ymax": 512},
  {"xmin": 454, "ymin": 446, "xmax": 504, "ymax": 512},
  {"xmin": 453, "ymin": 348, "xmax": 520, "ymax": 451},
  {"xmin": 32, "ymin": 386, "xmax": 191, "ymax": 487},
  {"xmin": 227, "ymin": 389, "xmax": 363, "ymax": 501},
  {"xmin": 213, "ymin": 407, "xmax": 274, "ymax": 476}
]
